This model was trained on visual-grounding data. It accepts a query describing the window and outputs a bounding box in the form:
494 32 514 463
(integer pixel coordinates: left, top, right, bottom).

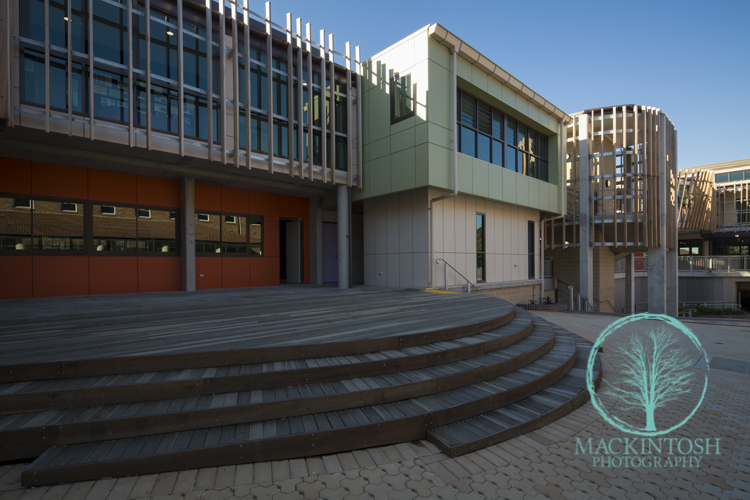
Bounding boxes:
195 212 263 256
0 197 84 251
61 202 78 212
390 73 414 124
476 213 486 282
93 204 176 253
458 91 549 181
730 171 744 182
715 173 729 184
528 221 535 280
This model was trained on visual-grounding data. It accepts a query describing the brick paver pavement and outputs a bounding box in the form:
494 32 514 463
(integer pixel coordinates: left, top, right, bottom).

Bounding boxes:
1 313 748 499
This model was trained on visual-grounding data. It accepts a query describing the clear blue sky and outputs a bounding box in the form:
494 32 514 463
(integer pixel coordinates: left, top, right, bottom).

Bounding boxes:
272 0 749 168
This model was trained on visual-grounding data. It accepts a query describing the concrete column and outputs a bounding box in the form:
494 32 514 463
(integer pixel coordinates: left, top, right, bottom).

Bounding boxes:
702 239 710 256
337 184 349 289
578 115 593 304
625 253 635 314
180 177 196 292
648 246 667 314
666 122 679 317
309 197 324 285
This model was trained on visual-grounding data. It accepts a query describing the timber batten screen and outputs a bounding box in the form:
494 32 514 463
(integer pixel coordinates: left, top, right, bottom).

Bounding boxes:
8 0 361 187
545 105 677 251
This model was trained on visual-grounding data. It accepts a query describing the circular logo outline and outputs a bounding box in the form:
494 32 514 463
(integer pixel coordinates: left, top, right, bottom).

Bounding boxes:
586 313 709 436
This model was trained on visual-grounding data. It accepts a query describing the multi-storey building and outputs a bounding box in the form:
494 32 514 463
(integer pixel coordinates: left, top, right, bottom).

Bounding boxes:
0 0 362 298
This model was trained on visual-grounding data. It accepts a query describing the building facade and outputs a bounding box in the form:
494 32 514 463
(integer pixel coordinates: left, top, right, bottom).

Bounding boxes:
0 0 362 298
357 24 570 304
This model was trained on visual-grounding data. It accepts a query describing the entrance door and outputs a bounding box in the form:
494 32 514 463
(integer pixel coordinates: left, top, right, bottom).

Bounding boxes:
280 219 303 284
322 222 338 283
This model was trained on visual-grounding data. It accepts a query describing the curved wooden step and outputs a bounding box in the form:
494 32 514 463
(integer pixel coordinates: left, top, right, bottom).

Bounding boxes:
426 322 603 456
1 295 514 383
0 317 546 461
21 329 577 486
0 309 528 415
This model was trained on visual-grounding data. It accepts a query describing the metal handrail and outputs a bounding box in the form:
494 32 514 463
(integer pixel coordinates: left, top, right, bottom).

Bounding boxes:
436 258 477 293
555 278 595 312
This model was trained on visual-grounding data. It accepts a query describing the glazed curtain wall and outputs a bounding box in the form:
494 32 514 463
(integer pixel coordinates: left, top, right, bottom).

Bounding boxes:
0 157 310 298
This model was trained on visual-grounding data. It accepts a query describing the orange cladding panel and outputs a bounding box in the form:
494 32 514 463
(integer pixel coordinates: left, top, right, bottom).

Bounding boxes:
89 257 138 295
278 194 306 219
250 257 279 287
196 257 223 290
32 163 88 200
0 158 32 195
88 171 137 204
264 218 280 258
138 257 181 292
195 183 222 212
222 258 250 288
222 187 249 214
33 256 89 297
0 256 33 299
137 177 180 207
249 191 278 218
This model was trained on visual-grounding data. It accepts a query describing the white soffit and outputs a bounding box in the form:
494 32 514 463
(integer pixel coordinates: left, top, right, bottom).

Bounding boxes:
428 23 572 124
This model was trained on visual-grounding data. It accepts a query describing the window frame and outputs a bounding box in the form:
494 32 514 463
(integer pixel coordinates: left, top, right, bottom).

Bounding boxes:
390 72 415 124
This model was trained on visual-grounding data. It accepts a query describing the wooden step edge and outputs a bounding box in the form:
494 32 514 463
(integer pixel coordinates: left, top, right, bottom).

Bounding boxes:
1 309 515 383
19 336 572 487
0 326 549 462
428 356 604 457
0 316 530 414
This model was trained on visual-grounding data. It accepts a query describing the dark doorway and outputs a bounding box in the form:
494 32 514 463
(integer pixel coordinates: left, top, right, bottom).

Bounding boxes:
280 219 303 284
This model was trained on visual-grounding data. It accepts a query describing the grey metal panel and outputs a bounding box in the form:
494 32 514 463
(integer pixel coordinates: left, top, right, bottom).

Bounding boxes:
44 0 49 133
296 18 303 178
306 23 313 181
67 0 73 136
356 46 362 189
146 0 152 150
319 29 326 182
328 33 335 185
178 0 184 157
205 0 213 162
286 13 294 177
127 0 133 145
219 0 226 164
88 0 94 139
265 2 273 172
243 0 250 170
232 8 239 168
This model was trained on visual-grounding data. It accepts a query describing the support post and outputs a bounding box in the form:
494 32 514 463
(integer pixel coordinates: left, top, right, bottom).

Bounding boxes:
181 178 196 291
337 184 349 289
578 114 594 304
309 197 323 285
625 253 635 314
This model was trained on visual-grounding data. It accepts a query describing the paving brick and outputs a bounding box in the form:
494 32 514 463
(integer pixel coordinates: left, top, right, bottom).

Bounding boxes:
104 477 137 500
271 461 291 482
232 465 253 487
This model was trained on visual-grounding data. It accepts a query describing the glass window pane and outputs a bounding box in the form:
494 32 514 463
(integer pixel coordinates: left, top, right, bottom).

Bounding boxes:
730 171 743 182
221 215 247 253
335 135 347 171
93 69 128 122
477 103 492 135
529 130 538 156
150 17 178 81
335 95 347 134
716 173 729 183
248 215 263 256
492 140 503 167
460 127 476 158
0 197 32 250
94 0 128 65
196 212 220 253
93 204 137 251
540 160 548 182
528 155 536 178
477 134 491 163
539 135 548 160
492 110 503 140
506 118 516 146
460 93 476 128
517 124 527 150
251 114 268 153
32 199 85 251
251 61 268 111
507 146 517 172
183 32 207 90
138 208 175 252
273 121 288 157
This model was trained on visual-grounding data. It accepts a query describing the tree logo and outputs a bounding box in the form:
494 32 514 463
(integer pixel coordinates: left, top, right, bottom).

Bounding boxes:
586 314 709 436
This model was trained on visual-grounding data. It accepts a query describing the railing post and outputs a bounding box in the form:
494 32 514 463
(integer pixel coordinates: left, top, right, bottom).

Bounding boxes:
467 282 470 293
444 261 448 291
569 285 574 311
